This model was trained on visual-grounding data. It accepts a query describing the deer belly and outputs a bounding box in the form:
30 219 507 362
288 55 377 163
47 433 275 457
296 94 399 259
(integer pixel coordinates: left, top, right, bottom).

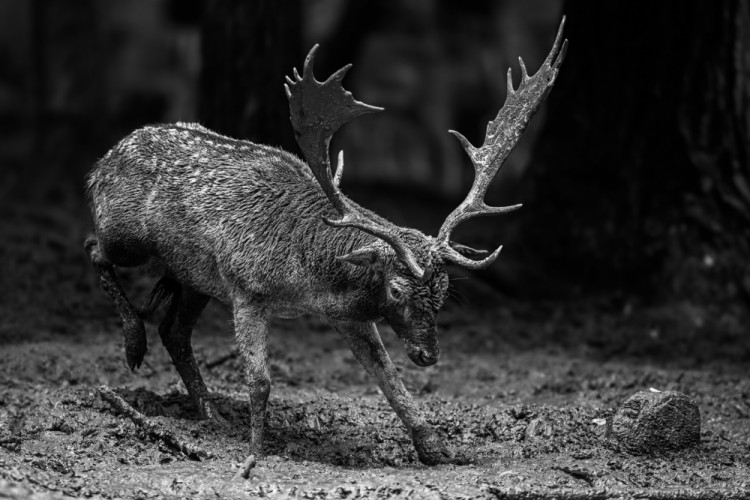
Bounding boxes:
272 308 307 319
151 244 227 301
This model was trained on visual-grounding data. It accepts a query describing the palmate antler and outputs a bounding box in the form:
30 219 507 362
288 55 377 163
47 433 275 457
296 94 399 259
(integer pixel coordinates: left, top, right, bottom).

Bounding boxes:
285 45 433 281
436 18 568 269
286 18 566 279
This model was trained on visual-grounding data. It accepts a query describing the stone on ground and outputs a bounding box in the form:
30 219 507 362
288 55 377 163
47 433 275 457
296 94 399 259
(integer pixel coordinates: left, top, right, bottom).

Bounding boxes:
608 390 700 454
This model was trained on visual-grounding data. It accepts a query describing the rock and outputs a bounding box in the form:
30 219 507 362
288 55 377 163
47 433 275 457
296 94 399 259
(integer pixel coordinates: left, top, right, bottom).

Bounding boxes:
525 417 553 440
607 390 700 454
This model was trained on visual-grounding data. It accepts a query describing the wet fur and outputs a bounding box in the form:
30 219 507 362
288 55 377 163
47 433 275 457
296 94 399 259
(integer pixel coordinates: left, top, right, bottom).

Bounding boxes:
87 124 449 314
86 122 452 465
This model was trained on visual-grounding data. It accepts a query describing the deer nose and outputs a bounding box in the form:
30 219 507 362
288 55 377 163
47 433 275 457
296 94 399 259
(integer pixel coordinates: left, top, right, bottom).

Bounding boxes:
415 348 439 367
404 339 440 367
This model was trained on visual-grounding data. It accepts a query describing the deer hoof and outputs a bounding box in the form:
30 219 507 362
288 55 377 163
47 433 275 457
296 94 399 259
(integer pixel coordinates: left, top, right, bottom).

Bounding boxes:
412 427 454 465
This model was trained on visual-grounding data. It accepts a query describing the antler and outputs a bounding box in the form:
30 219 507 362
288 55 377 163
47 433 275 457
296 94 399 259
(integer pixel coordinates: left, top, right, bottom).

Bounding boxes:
285 45 433 282
285 45 381 213
436 17 568 269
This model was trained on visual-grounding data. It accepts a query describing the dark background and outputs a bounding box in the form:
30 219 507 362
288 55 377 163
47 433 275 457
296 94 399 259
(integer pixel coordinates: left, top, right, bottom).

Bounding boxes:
1 0 749 353
1 2 750 495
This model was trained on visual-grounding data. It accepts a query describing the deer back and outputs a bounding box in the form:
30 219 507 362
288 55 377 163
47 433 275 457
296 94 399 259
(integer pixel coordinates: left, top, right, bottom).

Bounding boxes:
88 122 390 315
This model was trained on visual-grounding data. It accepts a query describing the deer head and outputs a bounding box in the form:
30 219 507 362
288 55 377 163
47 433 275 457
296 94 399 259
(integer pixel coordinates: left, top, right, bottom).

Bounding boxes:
285 19 567 366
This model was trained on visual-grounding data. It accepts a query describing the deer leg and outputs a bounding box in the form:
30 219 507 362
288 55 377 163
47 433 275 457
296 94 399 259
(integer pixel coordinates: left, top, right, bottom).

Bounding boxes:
329 320 452 465
84 236 147 370
157 281 220 420
232 299 270 457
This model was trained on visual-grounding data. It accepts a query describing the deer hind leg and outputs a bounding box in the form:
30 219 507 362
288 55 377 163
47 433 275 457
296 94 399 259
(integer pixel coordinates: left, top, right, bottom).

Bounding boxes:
156 279 220 420
329 320 453 466
232 299 270 457
84 236 147 371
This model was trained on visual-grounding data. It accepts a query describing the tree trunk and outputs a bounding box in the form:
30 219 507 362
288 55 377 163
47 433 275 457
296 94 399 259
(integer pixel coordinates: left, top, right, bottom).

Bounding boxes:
30 0 101 192
200 0 302 151
507 0 750 302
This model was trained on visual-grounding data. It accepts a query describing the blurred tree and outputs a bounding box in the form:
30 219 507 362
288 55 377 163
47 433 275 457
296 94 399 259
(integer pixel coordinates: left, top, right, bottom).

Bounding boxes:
200 0 301 151
508 0 750 303
30 0 102 191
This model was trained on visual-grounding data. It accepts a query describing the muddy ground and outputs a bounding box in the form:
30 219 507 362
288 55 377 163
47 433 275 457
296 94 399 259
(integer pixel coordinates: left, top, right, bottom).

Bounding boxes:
1 188 750 499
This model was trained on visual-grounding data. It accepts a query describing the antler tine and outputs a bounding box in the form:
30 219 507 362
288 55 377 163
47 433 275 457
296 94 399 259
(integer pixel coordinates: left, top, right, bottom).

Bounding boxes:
436 18 567 269
546 16 568 68
333 150 344 187
285 46 432 282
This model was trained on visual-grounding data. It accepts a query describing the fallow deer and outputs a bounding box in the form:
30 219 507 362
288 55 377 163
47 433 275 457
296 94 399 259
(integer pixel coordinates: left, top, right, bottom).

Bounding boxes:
85 19 567 465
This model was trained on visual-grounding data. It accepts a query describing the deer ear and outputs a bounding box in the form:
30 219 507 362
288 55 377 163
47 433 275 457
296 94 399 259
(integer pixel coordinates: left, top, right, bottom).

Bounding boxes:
338 246 384 270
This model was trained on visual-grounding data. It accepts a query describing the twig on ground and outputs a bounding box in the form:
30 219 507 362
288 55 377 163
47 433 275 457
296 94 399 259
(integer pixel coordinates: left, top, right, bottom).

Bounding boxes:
552 465 596 486
98 385 211 461
232 454 257 481
486 486 747 500
206 350 238 369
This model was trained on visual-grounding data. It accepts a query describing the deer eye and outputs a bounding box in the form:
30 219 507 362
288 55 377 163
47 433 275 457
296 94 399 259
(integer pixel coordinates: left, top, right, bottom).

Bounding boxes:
388 284 405 303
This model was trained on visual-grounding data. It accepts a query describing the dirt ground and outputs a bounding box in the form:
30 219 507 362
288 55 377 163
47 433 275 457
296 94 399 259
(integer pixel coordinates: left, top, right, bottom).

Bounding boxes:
1 187 750 499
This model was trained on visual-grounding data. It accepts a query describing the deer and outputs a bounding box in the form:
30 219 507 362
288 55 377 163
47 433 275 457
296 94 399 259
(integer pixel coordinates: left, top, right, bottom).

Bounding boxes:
84 20 567 465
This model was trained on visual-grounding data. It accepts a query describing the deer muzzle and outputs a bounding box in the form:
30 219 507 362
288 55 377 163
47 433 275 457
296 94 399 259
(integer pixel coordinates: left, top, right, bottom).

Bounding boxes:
404 337 440 367
386 310 440 367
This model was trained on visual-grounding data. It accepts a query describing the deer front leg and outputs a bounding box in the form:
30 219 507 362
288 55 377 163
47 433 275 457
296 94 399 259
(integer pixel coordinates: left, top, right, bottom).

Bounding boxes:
233 299 270 457
329 320 452 465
